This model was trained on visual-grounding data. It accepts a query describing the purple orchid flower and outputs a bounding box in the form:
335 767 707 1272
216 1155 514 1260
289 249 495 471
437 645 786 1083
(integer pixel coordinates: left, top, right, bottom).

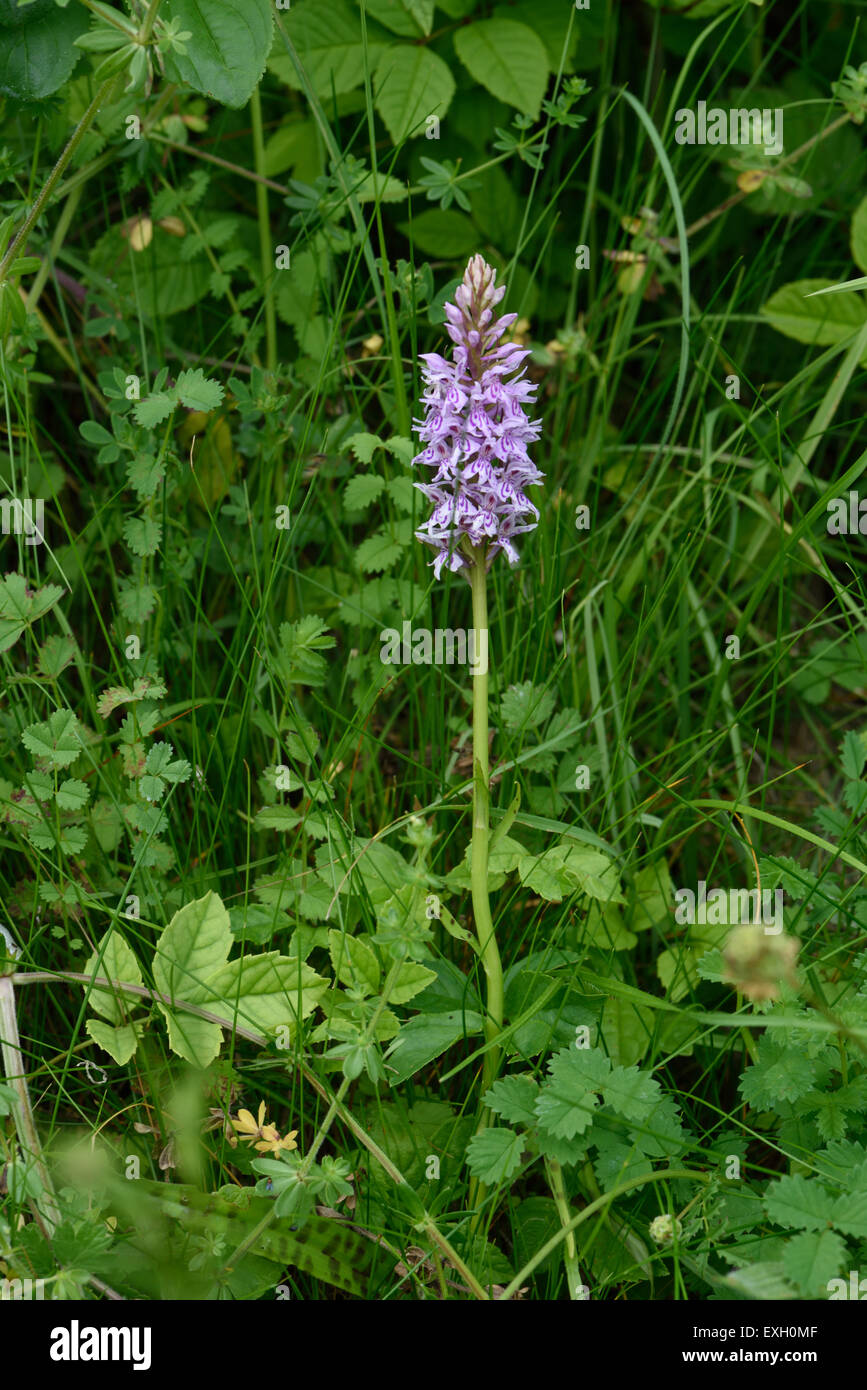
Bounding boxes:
412 255 543 579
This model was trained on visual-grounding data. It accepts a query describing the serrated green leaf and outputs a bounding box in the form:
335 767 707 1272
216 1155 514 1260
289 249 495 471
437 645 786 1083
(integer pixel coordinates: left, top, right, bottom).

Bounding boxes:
346 432 382 463
22 709 81 768
123 514 162 557
740 1035 821 1109
782 1229 847 1295
175 367 224 413
601 1065 660 1123
355 529 405 573
55 778 90 811
764 1174 837 1231
534 1046 611 1139
483 1074 539 1126
133 393 176 428
0 573 64 653
465 1126 525 1184
278 615 336 685
344 474 385 512
499 681 556 731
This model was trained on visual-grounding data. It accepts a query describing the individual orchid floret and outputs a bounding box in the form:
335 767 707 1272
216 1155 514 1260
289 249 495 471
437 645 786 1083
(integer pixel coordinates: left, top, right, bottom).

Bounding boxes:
412 254 543 578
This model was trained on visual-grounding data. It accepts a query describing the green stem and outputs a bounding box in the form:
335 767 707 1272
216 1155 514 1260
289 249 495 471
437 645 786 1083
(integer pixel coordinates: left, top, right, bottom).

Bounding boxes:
499 1167 711 1301
250 86 277 373
469 551 503 1088
0 974 61 1234
467 551 504 1231
544 1157 585 1300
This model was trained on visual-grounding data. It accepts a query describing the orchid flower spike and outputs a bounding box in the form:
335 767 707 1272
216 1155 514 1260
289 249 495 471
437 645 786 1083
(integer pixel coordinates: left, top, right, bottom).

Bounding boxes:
412 254 543 579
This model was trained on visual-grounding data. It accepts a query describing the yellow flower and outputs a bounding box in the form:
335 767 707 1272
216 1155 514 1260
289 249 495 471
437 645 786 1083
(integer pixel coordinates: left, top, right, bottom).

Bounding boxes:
255 1128 299 1157
230 1101 299 1155
231 1100 268 1145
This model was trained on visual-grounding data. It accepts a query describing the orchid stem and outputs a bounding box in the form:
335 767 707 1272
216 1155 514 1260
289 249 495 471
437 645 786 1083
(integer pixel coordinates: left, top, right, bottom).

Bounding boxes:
467 550 504 1232
469 550 503 1088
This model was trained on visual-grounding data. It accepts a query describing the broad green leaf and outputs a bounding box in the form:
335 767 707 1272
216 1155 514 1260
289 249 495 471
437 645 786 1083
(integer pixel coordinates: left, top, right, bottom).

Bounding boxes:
206 952 328 1030
599 997 654 1067
465 1127 525 1184
350 166 407 203
388 959 438 1005
328 929 381 995
270 0 389 97
627 861 674 932
153 893 232 1065
153 895 232 1006
512 1197 562 1276
0 0 88 100
453 19 548 117
365 0 432 36
760 278 867 352
656 944 699 1003
131 1179 380 1296
493 0 577 73
86 1019 140 1065
85 930 144 1024
385 1009 484 1084
398 209 477 258
161 0 274 108
374 44 456 143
